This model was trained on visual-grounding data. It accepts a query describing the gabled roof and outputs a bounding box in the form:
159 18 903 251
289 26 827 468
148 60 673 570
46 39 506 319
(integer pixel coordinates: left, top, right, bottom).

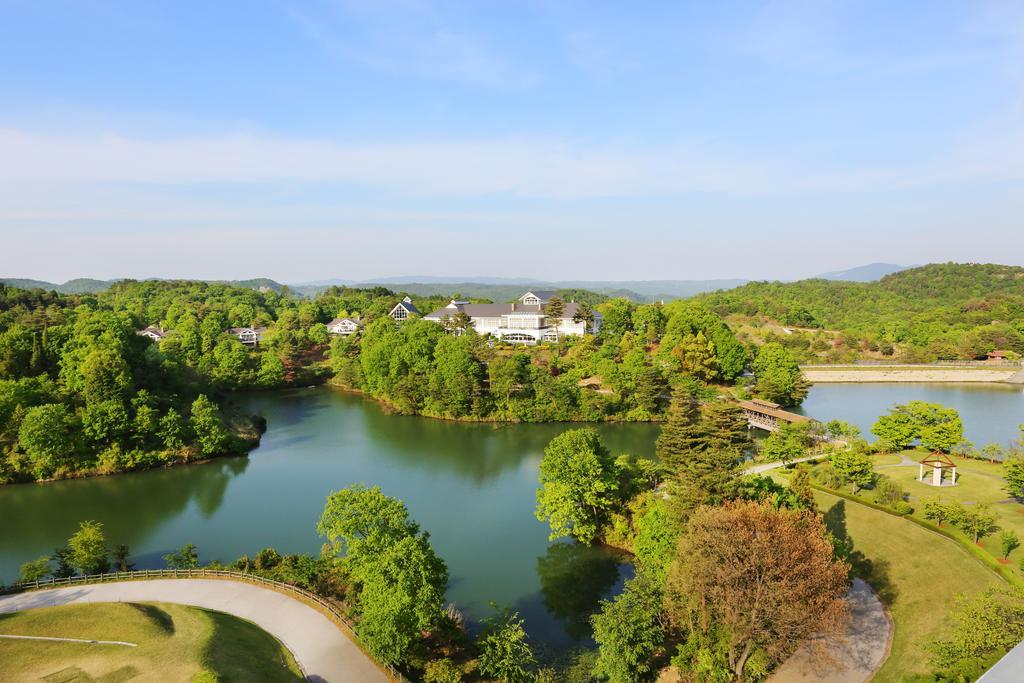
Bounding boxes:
424 301 596 320
520 290 558 302
390 300 421 315
137 325 168 339
327 317 359 327
737 399 810 423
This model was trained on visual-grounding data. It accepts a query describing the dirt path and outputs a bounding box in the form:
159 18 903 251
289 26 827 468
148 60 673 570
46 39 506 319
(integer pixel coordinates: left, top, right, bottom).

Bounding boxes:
0 579 390 682
769 579 892 683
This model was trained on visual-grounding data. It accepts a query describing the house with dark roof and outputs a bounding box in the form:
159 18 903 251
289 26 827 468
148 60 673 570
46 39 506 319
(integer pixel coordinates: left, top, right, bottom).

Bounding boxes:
520 290 557 306
423 292 601 344
389 296 421 321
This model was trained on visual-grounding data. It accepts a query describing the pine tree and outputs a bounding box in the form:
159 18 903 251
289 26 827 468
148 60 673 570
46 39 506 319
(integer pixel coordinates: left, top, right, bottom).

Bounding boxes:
655 388 705 473
674 445 741 513
546 296 565 347
29 333 44 375
635 366 667 413
702 400 752 453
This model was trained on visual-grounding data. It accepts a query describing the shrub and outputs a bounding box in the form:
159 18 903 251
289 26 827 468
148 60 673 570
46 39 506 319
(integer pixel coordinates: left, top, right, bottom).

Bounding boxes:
893 501 914 515
813 463 845 490
873 476 907 508
423 658 463 683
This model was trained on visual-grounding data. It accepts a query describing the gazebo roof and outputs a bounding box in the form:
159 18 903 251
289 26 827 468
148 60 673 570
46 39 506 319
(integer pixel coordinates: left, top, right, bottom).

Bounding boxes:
920 452 956 468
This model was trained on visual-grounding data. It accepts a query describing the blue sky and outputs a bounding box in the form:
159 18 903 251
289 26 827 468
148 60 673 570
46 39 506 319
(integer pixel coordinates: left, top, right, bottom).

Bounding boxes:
1 0 1022 282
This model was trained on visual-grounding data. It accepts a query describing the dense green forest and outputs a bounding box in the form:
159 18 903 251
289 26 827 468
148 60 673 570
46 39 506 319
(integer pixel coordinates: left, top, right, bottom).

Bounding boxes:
326 295 788 422
699 263 1024 363
2 278 793 482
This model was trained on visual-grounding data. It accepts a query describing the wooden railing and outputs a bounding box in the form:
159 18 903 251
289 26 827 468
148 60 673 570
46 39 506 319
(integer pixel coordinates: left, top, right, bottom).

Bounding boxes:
1 568 408 682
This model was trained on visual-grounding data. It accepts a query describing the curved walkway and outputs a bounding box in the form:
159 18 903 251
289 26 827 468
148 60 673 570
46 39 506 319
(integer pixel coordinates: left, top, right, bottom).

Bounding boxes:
0 578 389 683
769 578 892 683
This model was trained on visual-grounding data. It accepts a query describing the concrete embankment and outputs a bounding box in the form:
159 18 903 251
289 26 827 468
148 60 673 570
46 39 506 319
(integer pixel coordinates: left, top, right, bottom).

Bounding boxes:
801 366 1020 384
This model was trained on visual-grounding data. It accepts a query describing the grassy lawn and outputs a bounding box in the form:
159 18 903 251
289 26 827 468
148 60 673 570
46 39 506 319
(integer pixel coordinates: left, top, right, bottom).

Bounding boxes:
0 601 302 682
811 488 1003 682
818 452 1024 577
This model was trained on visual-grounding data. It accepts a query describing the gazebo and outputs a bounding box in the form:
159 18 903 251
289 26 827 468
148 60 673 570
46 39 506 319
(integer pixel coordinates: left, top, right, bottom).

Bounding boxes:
918 452 958 487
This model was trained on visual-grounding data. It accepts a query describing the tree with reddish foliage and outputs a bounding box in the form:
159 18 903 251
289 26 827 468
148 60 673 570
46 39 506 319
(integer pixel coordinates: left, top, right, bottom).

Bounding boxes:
666 500 849 679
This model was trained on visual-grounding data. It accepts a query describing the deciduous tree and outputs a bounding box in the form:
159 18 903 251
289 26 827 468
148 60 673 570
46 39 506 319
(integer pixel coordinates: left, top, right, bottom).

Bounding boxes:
752 342 808 406
591 576 663 683
19 556 50 583
476 605 535 683
665 501 849 679
957 504 999 544
68 520 110 575
1005 454 1024 498
189 394 229 456
830 448 875 493
535 429 619 544
164 543 199 569
928 587 1024 678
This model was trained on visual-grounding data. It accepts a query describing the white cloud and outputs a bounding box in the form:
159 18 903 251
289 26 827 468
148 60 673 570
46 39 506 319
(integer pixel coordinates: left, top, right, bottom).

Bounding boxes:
1 126 1022 201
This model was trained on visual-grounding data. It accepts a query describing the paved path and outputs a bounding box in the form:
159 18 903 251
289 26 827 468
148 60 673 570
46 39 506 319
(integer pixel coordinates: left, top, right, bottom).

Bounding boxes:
0 579 389 683
745 453 829 475
769 578 892 683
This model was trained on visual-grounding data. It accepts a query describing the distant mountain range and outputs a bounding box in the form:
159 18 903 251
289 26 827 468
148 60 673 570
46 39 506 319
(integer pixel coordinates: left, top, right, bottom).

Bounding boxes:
0 277 118 294
0 263 913 300
813 263 910 282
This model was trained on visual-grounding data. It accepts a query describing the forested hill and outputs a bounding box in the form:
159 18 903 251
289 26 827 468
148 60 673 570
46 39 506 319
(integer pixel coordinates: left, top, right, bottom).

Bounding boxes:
698 263 1024 360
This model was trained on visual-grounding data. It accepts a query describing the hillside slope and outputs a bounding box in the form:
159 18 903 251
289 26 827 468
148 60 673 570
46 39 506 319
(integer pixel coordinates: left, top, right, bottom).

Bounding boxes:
699 263 1024 360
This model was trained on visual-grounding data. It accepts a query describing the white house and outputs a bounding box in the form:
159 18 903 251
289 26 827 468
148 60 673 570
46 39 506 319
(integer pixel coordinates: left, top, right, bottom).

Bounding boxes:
228 326 267 346
424 291 601 344
327 317 360 336
389 296 421 321
137 325 168 342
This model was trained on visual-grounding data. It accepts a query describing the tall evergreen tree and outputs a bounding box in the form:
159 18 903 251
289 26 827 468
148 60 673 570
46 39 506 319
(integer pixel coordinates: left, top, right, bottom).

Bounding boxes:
674 445 741 512
634 366 667 414
655 388 705 473
701 399 752 453
546 296 565 346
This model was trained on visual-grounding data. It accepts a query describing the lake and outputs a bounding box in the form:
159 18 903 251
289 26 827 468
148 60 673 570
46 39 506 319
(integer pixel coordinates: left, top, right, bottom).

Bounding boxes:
0 388 658 649
1 382 1021 648
799 382 1024 446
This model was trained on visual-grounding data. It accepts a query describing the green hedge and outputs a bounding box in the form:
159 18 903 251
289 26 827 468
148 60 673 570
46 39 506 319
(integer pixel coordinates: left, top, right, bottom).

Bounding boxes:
809 482 1022 587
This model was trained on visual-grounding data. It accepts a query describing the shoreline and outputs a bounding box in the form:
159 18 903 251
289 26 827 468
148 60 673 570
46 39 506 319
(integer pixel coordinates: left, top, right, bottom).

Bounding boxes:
802 366 1023 384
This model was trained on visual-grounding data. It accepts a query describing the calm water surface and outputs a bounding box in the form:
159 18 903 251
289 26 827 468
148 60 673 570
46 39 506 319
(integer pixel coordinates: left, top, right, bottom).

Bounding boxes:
0 388 657 647
798 382 1024 446
2 382 1021 646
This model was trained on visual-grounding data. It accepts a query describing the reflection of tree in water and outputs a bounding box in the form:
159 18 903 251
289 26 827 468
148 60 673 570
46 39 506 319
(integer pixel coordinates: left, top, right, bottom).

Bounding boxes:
359 409 550 484
0 456 248 581
194 457 248 518
535 541 624 641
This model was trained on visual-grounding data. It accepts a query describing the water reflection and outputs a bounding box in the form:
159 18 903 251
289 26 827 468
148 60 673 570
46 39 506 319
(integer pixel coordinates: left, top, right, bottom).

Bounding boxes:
534 541 630 642
0 456 248 574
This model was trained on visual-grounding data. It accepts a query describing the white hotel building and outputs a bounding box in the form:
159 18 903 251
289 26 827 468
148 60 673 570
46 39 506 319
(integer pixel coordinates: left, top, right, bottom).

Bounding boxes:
424 290 601 344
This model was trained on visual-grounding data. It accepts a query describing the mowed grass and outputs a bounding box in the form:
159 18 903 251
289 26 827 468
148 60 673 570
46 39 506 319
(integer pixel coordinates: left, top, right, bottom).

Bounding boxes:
813 489 1003 682
0 601 302 682
874 454 1024 572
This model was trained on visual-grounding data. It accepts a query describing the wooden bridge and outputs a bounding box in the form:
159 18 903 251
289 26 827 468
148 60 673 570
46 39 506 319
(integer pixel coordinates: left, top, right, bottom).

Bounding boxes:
738 398 811 432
